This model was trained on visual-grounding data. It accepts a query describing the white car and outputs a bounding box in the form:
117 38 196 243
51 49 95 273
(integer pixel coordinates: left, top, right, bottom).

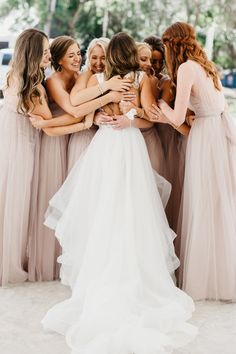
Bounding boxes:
0 48 14 97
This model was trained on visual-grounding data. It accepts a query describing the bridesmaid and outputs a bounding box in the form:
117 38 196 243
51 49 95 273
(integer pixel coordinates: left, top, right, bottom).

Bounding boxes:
136 42 165 175
150 22 236 301
144 35 189 235
0 29 73 286
28 36 129 280
68 37 109 171
43 36 132 173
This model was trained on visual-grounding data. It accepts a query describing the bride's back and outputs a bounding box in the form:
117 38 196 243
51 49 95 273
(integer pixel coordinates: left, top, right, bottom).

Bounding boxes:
103 32 141 115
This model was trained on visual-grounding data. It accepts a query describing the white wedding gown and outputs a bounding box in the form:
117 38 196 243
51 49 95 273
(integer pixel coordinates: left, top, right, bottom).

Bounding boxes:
42 73 197 354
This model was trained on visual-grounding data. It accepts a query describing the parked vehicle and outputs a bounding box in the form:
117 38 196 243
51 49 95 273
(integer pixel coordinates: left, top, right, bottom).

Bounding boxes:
221 69 236 89
0 48 13 98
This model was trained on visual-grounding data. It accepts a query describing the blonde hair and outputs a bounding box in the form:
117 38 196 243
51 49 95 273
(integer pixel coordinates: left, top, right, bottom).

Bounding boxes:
136 42 152 54
84 37 110 71
7 28 48 113
162 22 221 90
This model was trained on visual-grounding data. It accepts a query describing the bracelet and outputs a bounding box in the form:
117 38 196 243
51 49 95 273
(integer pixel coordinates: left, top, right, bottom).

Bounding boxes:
125 108 137 121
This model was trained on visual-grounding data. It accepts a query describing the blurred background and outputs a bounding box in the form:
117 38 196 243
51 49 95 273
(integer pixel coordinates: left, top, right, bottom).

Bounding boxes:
0 0 236 114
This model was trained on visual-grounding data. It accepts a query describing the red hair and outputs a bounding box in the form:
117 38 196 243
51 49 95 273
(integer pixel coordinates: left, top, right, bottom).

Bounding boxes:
162 22 221 90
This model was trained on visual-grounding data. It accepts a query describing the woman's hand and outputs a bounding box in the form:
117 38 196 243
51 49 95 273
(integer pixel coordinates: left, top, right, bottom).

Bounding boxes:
148 103 169 124
119 100 132 114
186 114 195 126
94 110 114 126
106 115 132 130
107 75 132 92
29 114 45 129
108 90 136 104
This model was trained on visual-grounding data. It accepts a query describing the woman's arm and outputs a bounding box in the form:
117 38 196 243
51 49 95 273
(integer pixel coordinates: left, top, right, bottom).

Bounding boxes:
158 62 196 127
46 75 121 119
159 76 190 136
140 74 157 118
29 85 78 126
43 122 86 136
29 113 90 136
70 72 132 106
105 114 153 130
29 113 82 128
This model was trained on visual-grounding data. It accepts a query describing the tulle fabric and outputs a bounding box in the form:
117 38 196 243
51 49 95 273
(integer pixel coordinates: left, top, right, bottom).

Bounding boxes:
0 86 40 286
28 103 68 281
42 125 197 353
141 125 166 176
157 124 187 249
67 126 97 173
179 110 236 301
178 61 236 300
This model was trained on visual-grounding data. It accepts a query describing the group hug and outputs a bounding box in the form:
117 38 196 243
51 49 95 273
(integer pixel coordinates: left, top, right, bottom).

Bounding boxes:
0 21 236 354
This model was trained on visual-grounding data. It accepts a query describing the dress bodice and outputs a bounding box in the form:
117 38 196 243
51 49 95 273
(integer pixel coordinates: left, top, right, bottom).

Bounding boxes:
187 61 225 118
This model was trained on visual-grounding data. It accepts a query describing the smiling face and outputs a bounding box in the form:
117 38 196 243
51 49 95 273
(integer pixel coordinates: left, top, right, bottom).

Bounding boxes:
151 50 164 76
138 46 152 73
59 43 82 72
40 37 51 69
89 44 106 73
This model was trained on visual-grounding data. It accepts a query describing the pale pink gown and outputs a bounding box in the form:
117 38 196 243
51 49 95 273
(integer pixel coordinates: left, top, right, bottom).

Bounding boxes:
141 126 166 176
0 85 40 286
177 60 236 300
28 103 68 281
67 127 97 173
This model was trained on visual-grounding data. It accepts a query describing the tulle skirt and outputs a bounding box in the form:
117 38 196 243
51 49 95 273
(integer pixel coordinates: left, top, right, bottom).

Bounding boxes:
67 126 97 173
0 105 40 286
179 112 236 301
42 126 197 353
28 132 68 281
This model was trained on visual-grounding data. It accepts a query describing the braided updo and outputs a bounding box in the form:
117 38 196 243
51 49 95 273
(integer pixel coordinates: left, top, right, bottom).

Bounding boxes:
162 22 220 90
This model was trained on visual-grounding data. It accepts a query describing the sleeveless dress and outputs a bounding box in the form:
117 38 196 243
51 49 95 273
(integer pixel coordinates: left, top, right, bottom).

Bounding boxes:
41 72 197 354
28 102 68 281
0 85 40 286
178 61 236 301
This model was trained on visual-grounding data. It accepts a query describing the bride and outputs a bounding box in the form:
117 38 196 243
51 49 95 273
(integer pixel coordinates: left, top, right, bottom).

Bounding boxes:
42 32 197 354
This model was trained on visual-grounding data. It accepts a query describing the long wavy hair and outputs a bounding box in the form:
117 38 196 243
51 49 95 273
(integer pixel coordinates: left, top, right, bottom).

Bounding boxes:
50 36 80 71
83 37 110 72
7 28 48 113
162 22 221 90
105 32 140 80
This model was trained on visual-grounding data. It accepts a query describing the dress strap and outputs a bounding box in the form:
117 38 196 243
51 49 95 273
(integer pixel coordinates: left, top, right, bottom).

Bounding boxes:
95 73 105 85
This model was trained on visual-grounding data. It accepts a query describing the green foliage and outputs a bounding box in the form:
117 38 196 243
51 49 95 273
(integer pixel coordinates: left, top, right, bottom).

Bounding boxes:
0 0 236 69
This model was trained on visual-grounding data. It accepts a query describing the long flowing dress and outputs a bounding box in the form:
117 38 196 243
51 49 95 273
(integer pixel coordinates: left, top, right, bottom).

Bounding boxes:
67 127 97 173
28 102 68 281
141 126 166 176
157 124 187 235
178 60 236 300
41 72 197 354
0 85 40 286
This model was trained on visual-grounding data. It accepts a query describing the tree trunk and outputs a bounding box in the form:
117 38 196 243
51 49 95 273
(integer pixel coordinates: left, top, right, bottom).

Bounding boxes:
44 0 57 37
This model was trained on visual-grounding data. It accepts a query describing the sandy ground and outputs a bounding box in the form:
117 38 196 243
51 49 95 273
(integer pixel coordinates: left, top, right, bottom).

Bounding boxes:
0 281 236 354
